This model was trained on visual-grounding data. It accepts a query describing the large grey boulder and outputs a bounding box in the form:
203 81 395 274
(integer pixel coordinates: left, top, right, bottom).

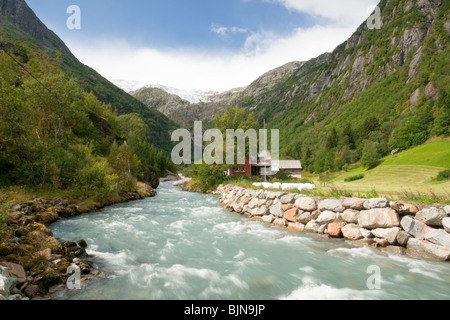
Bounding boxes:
269 202 284 218
0 266 18 298
443 218 450 233
295 197 317 212
342 198 366 210
341 209 360 224
416 207 447 227
305 220 321 233
363 198 389 210
255 205 270 217
401 216 450 249
371 227 401 245
406 238 450 262
316 211 337 225
359 208 400 229
280 193 296 204
318 199 344 212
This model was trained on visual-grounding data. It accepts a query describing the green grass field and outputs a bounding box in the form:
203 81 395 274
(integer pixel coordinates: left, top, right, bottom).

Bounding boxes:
316 139 450 196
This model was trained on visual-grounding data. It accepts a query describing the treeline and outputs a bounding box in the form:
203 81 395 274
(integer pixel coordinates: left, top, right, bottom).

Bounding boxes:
0 45 175 198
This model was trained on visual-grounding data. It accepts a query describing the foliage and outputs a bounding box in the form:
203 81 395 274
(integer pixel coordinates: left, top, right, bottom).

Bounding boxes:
0 45 176 198
436 169 450 181
344 174 365 182
361 141 382 169
190 163 227 193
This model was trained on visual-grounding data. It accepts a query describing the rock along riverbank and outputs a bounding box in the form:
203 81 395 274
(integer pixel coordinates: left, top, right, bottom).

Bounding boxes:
0 184 156 300
215 184 450 263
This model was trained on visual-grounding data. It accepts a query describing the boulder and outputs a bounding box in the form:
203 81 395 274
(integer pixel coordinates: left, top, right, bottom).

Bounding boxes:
0 263 26 284
396 231 412 248
416 207 447 227
280 194 296 204
298 211 312 224
281 204 295 211
248 198 259 209
443 218 450 233
269 202 284 218
401 216 450 249
295 197 317 212
318 199 344 212
233 203 244 213
262 215 275 224
389 201 419 215
363 198 389 210
311 209 322 220
341 209 360 224
371 227 401 245
381 246 406 256
358 208 400 229
284 208 298 223
305 220 321 233
342 198 366 210
360 228 374 239
342 224 363 240
327 222 343 238
273 218 287 228
317 211 337 225
406 238 450 262
444 205 450 215
255 205 270 217
373 238 390 248
287 223 305 232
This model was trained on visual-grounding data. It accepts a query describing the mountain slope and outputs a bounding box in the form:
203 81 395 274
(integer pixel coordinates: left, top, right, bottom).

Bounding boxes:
131 61 304 129
143 0 447 173
0 0 176 151
264 0 449 172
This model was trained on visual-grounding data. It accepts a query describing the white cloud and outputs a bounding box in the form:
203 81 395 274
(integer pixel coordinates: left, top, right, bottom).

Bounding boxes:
67 23 356 92
267 0 380 26
63 0 381 92
210 23 249 38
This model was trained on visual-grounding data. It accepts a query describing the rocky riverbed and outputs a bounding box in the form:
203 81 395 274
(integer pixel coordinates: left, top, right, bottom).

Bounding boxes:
215 184 450 262
0 186 156 300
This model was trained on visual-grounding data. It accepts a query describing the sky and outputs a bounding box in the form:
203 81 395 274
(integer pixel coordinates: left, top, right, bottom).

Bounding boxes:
27 0 380 91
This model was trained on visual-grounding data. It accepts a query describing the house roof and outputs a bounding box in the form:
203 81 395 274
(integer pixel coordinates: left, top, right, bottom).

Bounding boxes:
272 160 302 170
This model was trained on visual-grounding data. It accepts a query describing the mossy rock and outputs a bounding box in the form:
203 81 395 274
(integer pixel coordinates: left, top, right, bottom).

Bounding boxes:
0 241 14 256
35 270 63 291
54 259 70 274
36 210 59 225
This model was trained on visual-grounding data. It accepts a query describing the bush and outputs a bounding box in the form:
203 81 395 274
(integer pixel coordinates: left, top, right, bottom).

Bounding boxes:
344 174 365 182
361 141 382 169
436 169 450 181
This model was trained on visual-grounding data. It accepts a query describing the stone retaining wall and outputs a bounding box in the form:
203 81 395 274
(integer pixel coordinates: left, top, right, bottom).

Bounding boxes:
215 185 450 262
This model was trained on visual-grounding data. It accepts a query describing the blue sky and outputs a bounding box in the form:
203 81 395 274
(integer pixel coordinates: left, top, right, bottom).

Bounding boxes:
27 0 379 91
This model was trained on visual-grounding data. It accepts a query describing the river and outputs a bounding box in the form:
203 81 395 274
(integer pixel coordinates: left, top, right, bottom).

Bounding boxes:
49 182 450 300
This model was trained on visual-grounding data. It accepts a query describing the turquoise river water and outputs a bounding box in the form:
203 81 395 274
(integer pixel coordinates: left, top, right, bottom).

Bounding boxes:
50 182 450 300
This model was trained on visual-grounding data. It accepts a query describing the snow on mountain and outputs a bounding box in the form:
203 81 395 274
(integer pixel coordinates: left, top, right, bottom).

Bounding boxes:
111 80 219 104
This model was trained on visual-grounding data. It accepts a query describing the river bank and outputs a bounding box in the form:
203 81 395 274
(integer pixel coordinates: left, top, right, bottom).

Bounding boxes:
0 182 156 300
215 184 450 262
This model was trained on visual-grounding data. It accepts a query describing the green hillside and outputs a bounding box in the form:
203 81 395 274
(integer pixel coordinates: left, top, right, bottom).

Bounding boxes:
237 0 450 175
328 139 450 194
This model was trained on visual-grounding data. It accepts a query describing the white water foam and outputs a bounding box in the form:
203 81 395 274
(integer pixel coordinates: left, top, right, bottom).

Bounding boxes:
280 277 383 300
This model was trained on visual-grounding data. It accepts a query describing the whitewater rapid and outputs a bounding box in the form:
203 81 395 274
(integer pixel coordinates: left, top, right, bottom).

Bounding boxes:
50 182 450 300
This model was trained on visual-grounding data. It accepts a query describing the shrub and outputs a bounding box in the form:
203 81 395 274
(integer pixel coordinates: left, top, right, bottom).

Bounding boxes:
436 169 450 181
344 174 365 182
